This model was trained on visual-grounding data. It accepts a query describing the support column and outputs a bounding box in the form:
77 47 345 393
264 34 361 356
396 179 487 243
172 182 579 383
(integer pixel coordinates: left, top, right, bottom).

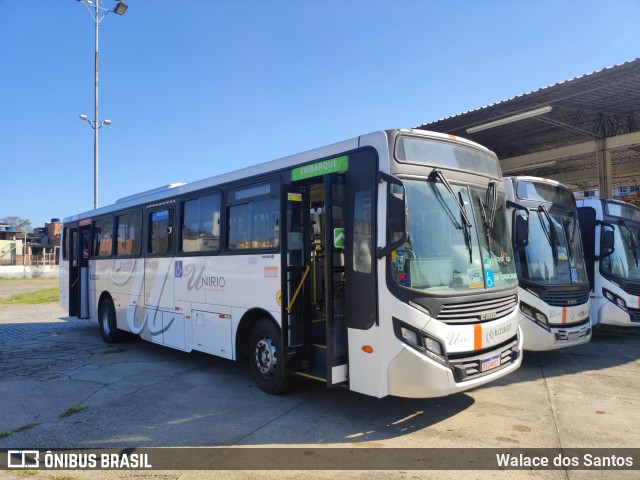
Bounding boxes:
597 138 613 199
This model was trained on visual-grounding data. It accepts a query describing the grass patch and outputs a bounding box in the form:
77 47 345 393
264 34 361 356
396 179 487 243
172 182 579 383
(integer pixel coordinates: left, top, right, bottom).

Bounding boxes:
0 288 59 305
9 470 38 476
0 422 40 438
58 405 89 418
102 347 127 355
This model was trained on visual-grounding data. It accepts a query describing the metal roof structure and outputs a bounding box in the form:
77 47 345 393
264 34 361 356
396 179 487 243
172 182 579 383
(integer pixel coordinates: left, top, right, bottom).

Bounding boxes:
416 58 640 197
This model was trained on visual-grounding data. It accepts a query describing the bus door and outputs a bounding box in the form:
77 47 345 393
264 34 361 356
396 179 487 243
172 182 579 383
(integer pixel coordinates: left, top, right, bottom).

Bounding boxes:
280 174 348 387
68 221 91 319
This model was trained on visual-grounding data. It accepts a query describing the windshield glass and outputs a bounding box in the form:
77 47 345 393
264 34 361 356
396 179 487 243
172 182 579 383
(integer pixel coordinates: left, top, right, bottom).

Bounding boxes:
390 179 517 293
600 215 640 281
470 187 518 289
395 136 500 178
515 208 588 285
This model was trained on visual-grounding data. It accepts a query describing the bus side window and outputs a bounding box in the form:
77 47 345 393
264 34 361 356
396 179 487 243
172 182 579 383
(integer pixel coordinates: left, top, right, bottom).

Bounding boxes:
92 217 113 257
181 193 221 253
149 208 173 255
116 210 142 256
353 191 372 273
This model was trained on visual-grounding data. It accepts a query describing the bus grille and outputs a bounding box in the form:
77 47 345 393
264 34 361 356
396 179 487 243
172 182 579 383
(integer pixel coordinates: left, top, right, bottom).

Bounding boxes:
449 336 519 382
541 289 590 307
436 295 518 324
619 281 640 297
628 308 640 323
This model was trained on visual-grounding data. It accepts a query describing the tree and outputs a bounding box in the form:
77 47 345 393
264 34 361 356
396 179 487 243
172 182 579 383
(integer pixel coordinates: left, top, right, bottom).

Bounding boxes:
0 216 32 232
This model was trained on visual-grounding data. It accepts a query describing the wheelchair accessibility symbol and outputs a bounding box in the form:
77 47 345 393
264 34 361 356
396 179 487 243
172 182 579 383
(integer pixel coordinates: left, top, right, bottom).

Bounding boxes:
485 269 495 288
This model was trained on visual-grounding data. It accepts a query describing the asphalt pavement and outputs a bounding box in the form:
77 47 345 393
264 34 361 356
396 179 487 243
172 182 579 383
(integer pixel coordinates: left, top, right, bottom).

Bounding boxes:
0 296 639 480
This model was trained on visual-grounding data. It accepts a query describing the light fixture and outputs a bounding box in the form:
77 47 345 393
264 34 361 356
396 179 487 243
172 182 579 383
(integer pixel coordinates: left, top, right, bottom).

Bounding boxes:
113 2 128 15
467 106 553 133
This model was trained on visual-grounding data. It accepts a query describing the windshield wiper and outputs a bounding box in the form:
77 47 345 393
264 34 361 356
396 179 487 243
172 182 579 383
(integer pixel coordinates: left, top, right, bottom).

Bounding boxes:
476 181 499 259
484 181 498 230
619 220 639 266
429 169 472 228
458 191 473 263
538 205 559 266
429 169 473 263
561 216 574 265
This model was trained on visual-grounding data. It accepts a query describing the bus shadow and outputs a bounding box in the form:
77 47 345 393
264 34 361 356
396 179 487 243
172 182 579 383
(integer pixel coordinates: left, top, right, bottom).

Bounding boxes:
234 381 476 445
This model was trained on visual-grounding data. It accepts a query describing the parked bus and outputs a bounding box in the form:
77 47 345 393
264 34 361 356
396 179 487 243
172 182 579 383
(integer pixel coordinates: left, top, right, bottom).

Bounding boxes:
576 197 640 327
504 177 591 350
60 129 522 398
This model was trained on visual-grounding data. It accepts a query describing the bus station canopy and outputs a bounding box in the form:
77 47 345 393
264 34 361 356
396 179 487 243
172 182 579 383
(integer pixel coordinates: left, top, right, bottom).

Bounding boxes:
416 58 640 199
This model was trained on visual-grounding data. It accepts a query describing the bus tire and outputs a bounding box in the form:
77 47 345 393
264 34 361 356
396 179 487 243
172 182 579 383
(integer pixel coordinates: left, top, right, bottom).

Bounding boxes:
249 318 293 395
98 298 122 344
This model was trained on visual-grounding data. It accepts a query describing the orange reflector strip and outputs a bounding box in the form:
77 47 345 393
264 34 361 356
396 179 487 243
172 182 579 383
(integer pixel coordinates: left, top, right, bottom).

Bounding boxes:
473 324 482 350
562 307 567 324
362 345 373 354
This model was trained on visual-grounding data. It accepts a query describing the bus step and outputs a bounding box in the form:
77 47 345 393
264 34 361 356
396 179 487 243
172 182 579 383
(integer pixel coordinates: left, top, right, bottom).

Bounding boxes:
297 343 327 381
311 319 327 344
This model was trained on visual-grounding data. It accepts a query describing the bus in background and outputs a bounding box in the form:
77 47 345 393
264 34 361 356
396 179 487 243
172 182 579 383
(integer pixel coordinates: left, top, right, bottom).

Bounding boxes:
504 177 591 351
60 129 522 399
576 197 640 327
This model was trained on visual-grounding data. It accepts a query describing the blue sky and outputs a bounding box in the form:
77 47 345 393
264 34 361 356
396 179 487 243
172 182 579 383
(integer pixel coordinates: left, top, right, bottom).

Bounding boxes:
1 0 640 228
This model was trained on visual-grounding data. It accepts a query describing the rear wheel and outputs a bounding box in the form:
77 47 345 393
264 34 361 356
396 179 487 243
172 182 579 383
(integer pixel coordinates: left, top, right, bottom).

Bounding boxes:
98 298 122 343
249 318 294 394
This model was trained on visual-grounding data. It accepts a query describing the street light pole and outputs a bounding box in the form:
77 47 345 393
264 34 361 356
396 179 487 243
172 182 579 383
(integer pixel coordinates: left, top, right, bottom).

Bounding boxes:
78 0 128 210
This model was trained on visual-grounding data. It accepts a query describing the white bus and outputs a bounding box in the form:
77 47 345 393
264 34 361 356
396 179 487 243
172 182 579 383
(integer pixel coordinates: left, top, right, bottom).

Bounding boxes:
504 177 591 351
576 197 640 327
60 129 523 399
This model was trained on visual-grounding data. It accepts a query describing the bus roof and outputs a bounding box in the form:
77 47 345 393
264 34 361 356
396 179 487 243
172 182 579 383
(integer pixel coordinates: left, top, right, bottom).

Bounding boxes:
63 129 495 223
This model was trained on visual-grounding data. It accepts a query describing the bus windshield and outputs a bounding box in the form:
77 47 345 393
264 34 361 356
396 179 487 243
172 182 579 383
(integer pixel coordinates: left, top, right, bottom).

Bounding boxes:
395 135 500 178
602 201 640 280
515 208 588 285
391 178 517 293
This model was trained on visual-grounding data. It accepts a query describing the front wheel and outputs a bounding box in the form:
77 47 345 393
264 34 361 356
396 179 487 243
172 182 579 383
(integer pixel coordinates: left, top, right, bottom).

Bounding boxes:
249 318 294 395
98 298 122 344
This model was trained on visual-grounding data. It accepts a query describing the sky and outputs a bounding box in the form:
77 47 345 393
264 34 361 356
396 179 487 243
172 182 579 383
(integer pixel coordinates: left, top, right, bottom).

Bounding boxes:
1 0 640 228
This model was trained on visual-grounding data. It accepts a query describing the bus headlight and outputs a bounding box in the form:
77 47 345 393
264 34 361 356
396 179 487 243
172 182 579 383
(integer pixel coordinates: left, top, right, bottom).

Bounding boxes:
603 288 627 311
400 326 420 347
393 318 447 364
520 301 550 331
534 311 549 327
425 336 443 357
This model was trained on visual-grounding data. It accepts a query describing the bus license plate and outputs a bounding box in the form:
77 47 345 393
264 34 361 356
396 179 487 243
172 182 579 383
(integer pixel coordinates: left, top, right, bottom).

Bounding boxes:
568 331 580 341
481 355 501 372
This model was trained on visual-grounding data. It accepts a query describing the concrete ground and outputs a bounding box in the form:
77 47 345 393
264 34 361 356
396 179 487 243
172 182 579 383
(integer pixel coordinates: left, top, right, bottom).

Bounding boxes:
0 281 638 479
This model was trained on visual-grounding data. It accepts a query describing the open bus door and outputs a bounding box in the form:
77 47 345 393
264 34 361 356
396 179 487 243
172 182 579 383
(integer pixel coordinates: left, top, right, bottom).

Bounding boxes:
280 174 349 387
68 221 91 319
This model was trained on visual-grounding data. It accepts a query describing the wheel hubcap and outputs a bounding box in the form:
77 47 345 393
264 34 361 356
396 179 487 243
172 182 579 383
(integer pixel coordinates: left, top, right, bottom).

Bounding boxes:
254 336 277 377
102 308 111 335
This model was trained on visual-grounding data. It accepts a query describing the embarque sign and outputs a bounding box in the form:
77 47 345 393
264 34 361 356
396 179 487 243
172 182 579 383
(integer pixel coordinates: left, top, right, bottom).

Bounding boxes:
291 155 348 181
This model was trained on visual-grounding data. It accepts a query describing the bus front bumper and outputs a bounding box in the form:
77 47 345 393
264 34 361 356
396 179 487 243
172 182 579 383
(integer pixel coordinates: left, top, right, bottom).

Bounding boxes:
386 327 523 398
598 301 640 327
520 318 591 351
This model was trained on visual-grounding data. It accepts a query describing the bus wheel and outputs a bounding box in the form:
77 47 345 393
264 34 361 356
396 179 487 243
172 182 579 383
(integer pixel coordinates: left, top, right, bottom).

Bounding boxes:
249 318 292 395
98 299 122 344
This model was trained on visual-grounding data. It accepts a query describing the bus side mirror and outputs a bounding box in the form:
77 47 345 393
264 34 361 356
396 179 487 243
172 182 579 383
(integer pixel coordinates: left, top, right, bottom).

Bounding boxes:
594 225 616 261
388 191 406 233
377 172 408 259
603 230 615 250
514 214 529 251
